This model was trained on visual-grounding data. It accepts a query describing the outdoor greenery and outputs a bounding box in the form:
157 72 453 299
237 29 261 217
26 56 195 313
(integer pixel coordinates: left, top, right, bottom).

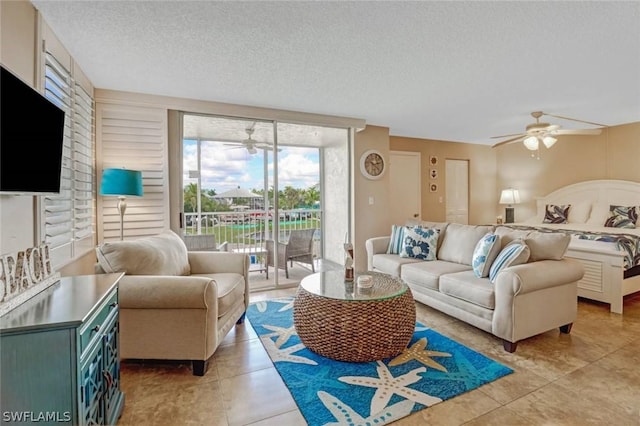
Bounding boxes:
184 183 321 212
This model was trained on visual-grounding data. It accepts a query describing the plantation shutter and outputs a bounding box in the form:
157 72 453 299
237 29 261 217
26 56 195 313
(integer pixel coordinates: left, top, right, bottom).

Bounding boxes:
96 103 169 242
43 51 74 266
40 22 96 269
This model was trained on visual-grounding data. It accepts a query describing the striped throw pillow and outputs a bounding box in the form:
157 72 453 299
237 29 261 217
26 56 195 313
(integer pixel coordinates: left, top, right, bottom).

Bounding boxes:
489 239 530 283
387 224 406 254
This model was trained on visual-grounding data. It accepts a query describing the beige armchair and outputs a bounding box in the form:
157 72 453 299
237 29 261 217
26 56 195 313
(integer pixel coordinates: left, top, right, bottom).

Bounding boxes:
265 228 316 278
96 230 249 376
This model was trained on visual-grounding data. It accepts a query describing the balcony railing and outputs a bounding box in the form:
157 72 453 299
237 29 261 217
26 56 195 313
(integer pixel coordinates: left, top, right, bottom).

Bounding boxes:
183 208 322 255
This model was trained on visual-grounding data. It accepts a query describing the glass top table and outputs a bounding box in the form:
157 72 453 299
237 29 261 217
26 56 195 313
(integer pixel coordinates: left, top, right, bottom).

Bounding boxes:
299 270 408 301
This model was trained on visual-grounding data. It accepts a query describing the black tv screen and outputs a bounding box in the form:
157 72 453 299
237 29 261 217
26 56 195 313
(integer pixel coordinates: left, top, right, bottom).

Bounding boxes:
1 64 66 195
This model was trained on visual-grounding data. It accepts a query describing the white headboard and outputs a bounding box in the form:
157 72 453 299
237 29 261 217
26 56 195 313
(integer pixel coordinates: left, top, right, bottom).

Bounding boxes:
532 180 640 225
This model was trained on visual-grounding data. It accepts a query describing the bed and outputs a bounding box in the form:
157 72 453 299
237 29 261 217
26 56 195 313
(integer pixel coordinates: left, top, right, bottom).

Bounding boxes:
507 179 640 314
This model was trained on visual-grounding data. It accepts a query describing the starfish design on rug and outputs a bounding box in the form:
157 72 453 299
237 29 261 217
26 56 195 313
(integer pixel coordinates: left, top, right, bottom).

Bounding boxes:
318 390 415 426
339 361 442 414
262 324 297 347
259 335 317 365
275 298 295 312
286 366 349 403
388 337 452 372
415 324 430 332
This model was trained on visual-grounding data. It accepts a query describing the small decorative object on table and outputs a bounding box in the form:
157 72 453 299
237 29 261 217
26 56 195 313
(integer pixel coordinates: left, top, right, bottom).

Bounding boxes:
357 274 373 288
344 242 354 282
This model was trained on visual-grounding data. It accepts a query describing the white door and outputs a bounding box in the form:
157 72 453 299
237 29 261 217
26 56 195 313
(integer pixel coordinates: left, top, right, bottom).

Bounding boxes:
389 151 421 224
445 159 469 224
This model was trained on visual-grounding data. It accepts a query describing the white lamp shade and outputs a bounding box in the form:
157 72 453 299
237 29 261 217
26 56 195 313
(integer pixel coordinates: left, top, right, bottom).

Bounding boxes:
542 136 557 148
523 136 539 151
499 188 521 205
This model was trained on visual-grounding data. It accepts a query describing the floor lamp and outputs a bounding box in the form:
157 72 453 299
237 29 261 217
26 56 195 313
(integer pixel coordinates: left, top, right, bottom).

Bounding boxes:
100 168 143 240
499 188 520 224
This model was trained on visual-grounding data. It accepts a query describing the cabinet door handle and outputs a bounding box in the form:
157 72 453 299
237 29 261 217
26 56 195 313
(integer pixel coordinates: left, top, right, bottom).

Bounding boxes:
102 370 113 389
91 325 100 333
109 302 118 309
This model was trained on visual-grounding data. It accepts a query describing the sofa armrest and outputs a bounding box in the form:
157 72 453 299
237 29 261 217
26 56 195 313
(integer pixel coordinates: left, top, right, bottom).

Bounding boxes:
119 275 216 314
494 258 585 296
365 236 390 270
188 251 249 276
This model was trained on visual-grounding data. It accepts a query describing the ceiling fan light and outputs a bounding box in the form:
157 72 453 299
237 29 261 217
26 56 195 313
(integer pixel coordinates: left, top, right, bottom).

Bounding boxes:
542 136 557 148
247 146 257 155
523 136 539 151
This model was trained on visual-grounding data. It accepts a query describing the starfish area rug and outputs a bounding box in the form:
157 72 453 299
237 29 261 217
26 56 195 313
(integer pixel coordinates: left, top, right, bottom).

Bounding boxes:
246 297 513 426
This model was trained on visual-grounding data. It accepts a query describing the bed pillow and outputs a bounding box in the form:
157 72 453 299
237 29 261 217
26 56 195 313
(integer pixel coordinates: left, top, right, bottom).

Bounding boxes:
472 233 502 278
604 205 638 229
567 201 592 223
489 239 530 283
543 204 570 224
586 201 610 226
399 226 439 261
386 224 405 254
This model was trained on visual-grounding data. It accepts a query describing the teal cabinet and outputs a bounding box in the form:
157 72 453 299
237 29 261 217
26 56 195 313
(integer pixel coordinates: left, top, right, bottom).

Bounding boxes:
1 273 125 425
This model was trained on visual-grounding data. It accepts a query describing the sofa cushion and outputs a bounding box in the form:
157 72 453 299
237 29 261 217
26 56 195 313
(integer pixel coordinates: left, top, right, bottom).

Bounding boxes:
401 260 471 291
405 220 449 250
399 226 439 260
96 230 191 276
494 226 531 249
472 233 502 278
439 271 495 310
525 231 571 261
386 224 405 254
192 272 245 318
372 254 422 277
438 224 494 266
489 239 530 283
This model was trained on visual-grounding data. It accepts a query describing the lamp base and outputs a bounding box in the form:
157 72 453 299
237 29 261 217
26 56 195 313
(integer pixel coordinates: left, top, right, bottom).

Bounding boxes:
505 207 515 224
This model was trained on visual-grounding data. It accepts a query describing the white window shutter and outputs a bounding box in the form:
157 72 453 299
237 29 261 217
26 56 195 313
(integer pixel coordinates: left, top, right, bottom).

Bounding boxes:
96 103 169 242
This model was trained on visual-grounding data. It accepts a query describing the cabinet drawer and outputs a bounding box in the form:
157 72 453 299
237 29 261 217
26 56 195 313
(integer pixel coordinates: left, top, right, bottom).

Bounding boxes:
79 291 118 354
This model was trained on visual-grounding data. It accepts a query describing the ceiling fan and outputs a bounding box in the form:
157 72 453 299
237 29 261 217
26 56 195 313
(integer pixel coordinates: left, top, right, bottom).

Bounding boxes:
224 125 271 155
491 111 605 151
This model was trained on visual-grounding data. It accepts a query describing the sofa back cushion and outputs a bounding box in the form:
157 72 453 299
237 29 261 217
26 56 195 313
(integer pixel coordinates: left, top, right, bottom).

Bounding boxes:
525 231 571 261
438 224 494 266
96 229 191 276
494 226 531 250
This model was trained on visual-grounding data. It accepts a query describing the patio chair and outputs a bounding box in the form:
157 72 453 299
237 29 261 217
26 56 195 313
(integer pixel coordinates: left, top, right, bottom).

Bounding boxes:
182 234 228 252
265 228 316 278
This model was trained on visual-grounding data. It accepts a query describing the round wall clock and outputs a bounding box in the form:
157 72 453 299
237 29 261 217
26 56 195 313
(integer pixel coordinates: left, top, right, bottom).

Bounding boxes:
360 149 386 180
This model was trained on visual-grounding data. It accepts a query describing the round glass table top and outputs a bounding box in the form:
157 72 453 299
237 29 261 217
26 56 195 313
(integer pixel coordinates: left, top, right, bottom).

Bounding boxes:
299 270 407 301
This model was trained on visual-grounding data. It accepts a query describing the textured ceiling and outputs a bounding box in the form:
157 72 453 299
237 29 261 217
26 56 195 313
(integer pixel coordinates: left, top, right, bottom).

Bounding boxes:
32 1 640 145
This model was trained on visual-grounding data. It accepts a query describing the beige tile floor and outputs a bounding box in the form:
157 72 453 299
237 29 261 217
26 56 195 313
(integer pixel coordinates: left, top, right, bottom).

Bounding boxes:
118 289 640 425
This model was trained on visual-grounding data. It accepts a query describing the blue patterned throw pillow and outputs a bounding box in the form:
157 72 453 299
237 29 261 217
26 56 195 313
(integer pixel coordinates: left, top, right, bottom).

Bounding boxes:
543 204 570 224
386 224 406 254
472 233 502 278
489 239 530 283
399 226 439 260
604 205 638 229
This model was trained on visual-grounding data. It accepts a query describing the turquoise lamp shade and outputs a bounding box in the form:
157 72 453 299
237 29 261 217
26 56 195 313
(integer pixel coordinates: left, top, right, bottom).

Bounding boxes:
100 168 143 197
100 168 143 240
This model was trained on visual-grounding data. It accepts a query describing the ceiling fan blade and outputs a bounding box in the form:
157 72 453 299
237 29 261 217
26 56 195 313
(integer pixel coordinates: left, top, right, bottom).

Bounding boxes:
541 112 606 127
551 128 602 136
491 133 525 139
492 135 526 148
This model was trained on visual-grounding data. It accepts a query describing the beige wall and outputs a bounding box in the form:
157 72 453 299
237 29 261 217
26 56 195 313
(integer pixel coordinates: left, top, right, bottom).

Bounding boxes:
390 136 498 225
496 122 640 221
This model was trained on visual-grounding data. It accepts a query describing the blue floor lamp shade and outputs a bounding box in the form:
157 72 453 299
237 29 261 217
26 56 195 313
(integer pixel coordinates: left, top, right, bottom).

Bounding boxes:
100 168 143 240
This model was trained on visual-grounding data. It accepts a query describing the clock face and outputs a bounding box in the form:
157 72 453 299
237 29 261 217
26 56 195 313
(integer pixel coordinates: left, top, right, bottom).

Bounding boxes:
360 150 385 179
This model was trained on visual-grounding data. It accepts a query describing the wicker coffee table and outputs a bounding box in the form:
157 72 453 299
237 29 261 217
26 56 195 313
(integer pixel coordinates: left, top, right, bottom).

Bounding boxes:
293 270 416 362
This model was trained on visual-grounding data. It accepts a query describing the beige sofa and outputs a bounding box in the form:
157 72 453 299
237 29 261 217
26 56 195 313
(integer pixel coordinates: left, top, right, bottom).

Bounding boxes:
366 223 584 352
96 230 249 375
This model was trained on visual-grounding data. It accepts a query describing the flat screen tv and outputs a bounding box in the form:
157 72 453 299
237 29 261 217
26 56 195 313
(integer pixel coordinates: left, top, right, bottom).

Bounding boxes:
1 64 66 195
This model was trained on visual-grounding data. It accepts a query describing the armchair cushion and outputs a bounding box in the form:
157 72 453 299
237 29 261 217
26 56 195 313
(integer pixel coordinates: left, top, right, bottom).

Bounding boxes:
96 230 190 276
192 272 245 318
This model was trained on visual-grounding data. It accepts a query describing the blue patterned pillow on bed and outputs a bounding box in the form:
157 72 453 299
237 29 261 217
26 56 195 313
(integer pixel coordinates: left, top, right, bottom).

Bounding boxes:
399 226 439 260
543 204 570 224
604 205 638 229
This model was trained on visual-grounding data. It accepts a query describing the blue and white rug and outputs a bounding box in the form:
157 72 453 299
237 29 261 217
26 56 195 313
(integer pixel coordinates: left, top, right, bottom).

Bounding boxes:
246 297 513 425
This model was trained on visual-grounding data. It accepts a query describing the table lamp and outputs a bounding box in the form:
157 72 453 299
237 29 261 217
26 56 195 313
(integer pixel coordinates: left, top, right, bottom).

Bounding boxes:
100 168 143 240
499 188 520 224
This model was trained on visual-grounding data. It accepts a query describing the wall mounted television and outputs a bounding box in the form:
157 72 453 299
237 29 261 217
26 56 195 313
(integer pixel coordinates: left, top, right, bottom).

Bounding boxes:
1 64 66 195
